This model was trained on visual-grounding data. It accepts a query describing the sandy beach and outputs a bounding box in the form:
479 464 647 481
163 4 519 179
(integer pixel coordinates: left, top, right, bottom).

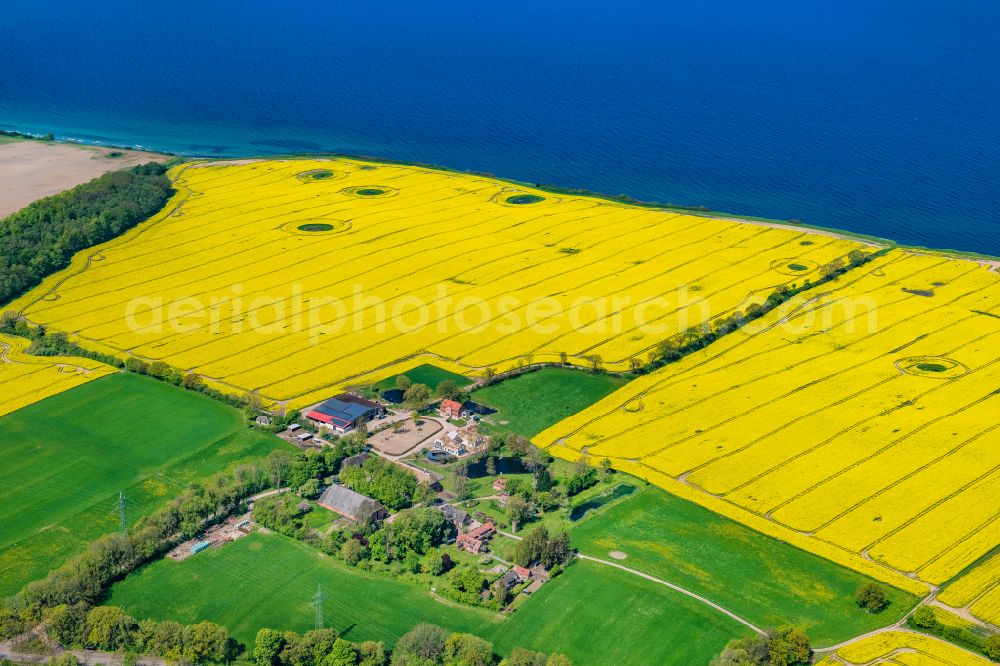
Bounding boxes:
0 138 168 218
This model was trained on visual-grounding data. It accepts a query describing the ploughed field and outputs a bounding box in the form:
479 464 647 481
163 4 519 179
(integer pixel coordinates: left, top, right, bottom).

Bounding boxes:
9 158 869 410
536 250 1000 593
0 373 289 596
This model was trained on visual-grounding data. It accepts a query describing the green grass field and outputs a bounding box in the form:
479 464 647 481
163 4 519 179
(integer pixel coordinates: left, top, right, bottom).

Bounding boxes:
110 532 498 647
568 485 920 646
108 531 745 665
0 374 291 597
373 364 472 392
488 560 745 665
472 368 627 437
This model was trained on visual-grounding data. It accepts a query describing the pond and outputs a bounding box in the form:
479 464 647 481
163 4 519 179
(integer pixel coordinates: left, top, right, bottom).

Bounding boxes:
465 456 527 478
381 389 404 404
569 484 636 521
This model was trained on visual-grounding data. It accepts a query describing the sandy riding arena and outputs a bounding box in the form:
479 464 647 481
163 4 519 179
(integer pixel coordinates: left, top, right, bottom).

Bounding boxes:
369 419 443 456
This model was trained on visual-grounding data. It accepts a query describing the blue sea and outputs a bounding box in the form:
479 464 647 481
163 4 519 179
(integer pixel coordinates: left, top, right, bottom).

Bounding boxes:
2 0 997 254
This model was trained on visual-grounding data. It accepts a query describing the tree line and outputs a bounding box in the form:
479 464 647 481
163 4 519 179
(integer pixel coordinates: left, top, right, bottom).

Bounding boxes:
0 162 173 305
643 249 880 371
252 622 572 666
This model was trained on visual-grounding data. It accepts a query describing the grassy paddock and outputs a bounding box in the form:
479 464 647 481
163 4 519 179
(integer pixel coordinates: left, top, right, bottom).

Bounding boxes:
373 363 472 392
109 532 498 647
109 531 745 664
569 486 920 646
473 368 627 437
0 374 290 596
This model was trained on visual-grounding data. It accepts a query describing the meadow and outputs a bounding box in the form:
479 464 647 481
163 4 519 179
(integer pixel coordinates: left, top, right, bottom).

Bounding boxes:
568 486 918 646
536 250 1000 592
372 363 471 396
109 531 746 665
0 373 290 597
472 367 627 437
0 332 115 415
8 158 870 410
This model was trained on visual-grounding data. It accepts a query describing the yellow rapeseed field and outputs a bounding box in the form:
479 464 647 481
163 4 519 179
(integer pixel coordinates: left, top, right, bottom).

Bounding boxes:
8 158 867 410
536 250 1000 592
0 333 115 415
939 551 1000 626
832 630 993 666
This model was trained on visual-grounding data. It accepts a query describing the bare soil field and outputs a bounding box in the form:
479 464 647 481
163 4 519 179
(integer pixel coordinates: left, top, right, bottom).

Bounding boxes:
0 139 169 217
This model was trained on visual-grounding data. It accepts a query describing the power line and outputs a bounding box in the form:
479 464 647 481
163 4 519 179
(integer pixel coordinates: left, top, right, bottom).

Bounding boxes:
312 583 324 630
117 491 127 536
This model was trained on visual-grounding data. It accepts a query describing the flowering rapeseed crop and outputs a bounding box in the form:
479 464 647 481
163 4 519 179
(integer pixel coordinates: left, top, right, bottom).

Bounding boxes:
833 630 993 665
0 333 115 415
536 251 1000 591
9 158 866 410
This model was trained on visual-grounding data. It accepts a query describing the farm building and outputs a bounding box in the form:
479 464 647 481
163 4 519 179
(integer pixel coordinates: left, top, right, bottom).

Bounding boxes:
439 503 469 528
318 483 388 524
456 521 496 554
341 451 369 469
307 394 385 432
496 566 530 594
439 399 466 419
255 415 272 426
433 431 467 456
400 461 443 491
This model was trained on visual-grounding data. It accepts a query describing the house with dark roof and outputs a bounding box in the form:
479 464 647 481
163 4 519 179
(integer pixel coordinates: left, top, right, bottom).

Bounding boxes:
341 451 369 469
497 566 529 592
439 503 469 529
307 394 385 432
318 483 388 524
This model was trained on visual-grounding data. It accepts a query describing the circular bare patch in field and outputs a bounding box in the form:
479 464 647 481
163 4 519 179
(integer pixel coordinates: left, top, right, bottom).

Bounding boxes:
280 219 350 236
771 258 820 276
609 551 628 560
492 190 557 207
896 356 969 379
296 168 346 182
340 185 398 198
622 398 644 413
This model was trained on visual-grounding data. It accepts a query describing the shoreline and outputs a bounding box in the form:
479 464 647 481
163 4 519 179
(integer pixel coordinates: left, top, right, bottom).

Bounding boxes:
5 130 999 268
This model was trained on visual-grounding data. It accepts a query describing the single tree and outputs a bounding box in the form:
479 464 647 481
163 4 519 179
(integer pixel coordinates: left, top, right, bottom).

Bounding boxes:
856 583 890 614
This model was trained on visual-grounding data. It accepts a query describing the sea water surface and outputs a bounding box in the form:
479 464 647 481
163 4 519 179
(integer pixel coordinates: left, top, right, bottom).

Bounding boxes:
1 0 998 254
